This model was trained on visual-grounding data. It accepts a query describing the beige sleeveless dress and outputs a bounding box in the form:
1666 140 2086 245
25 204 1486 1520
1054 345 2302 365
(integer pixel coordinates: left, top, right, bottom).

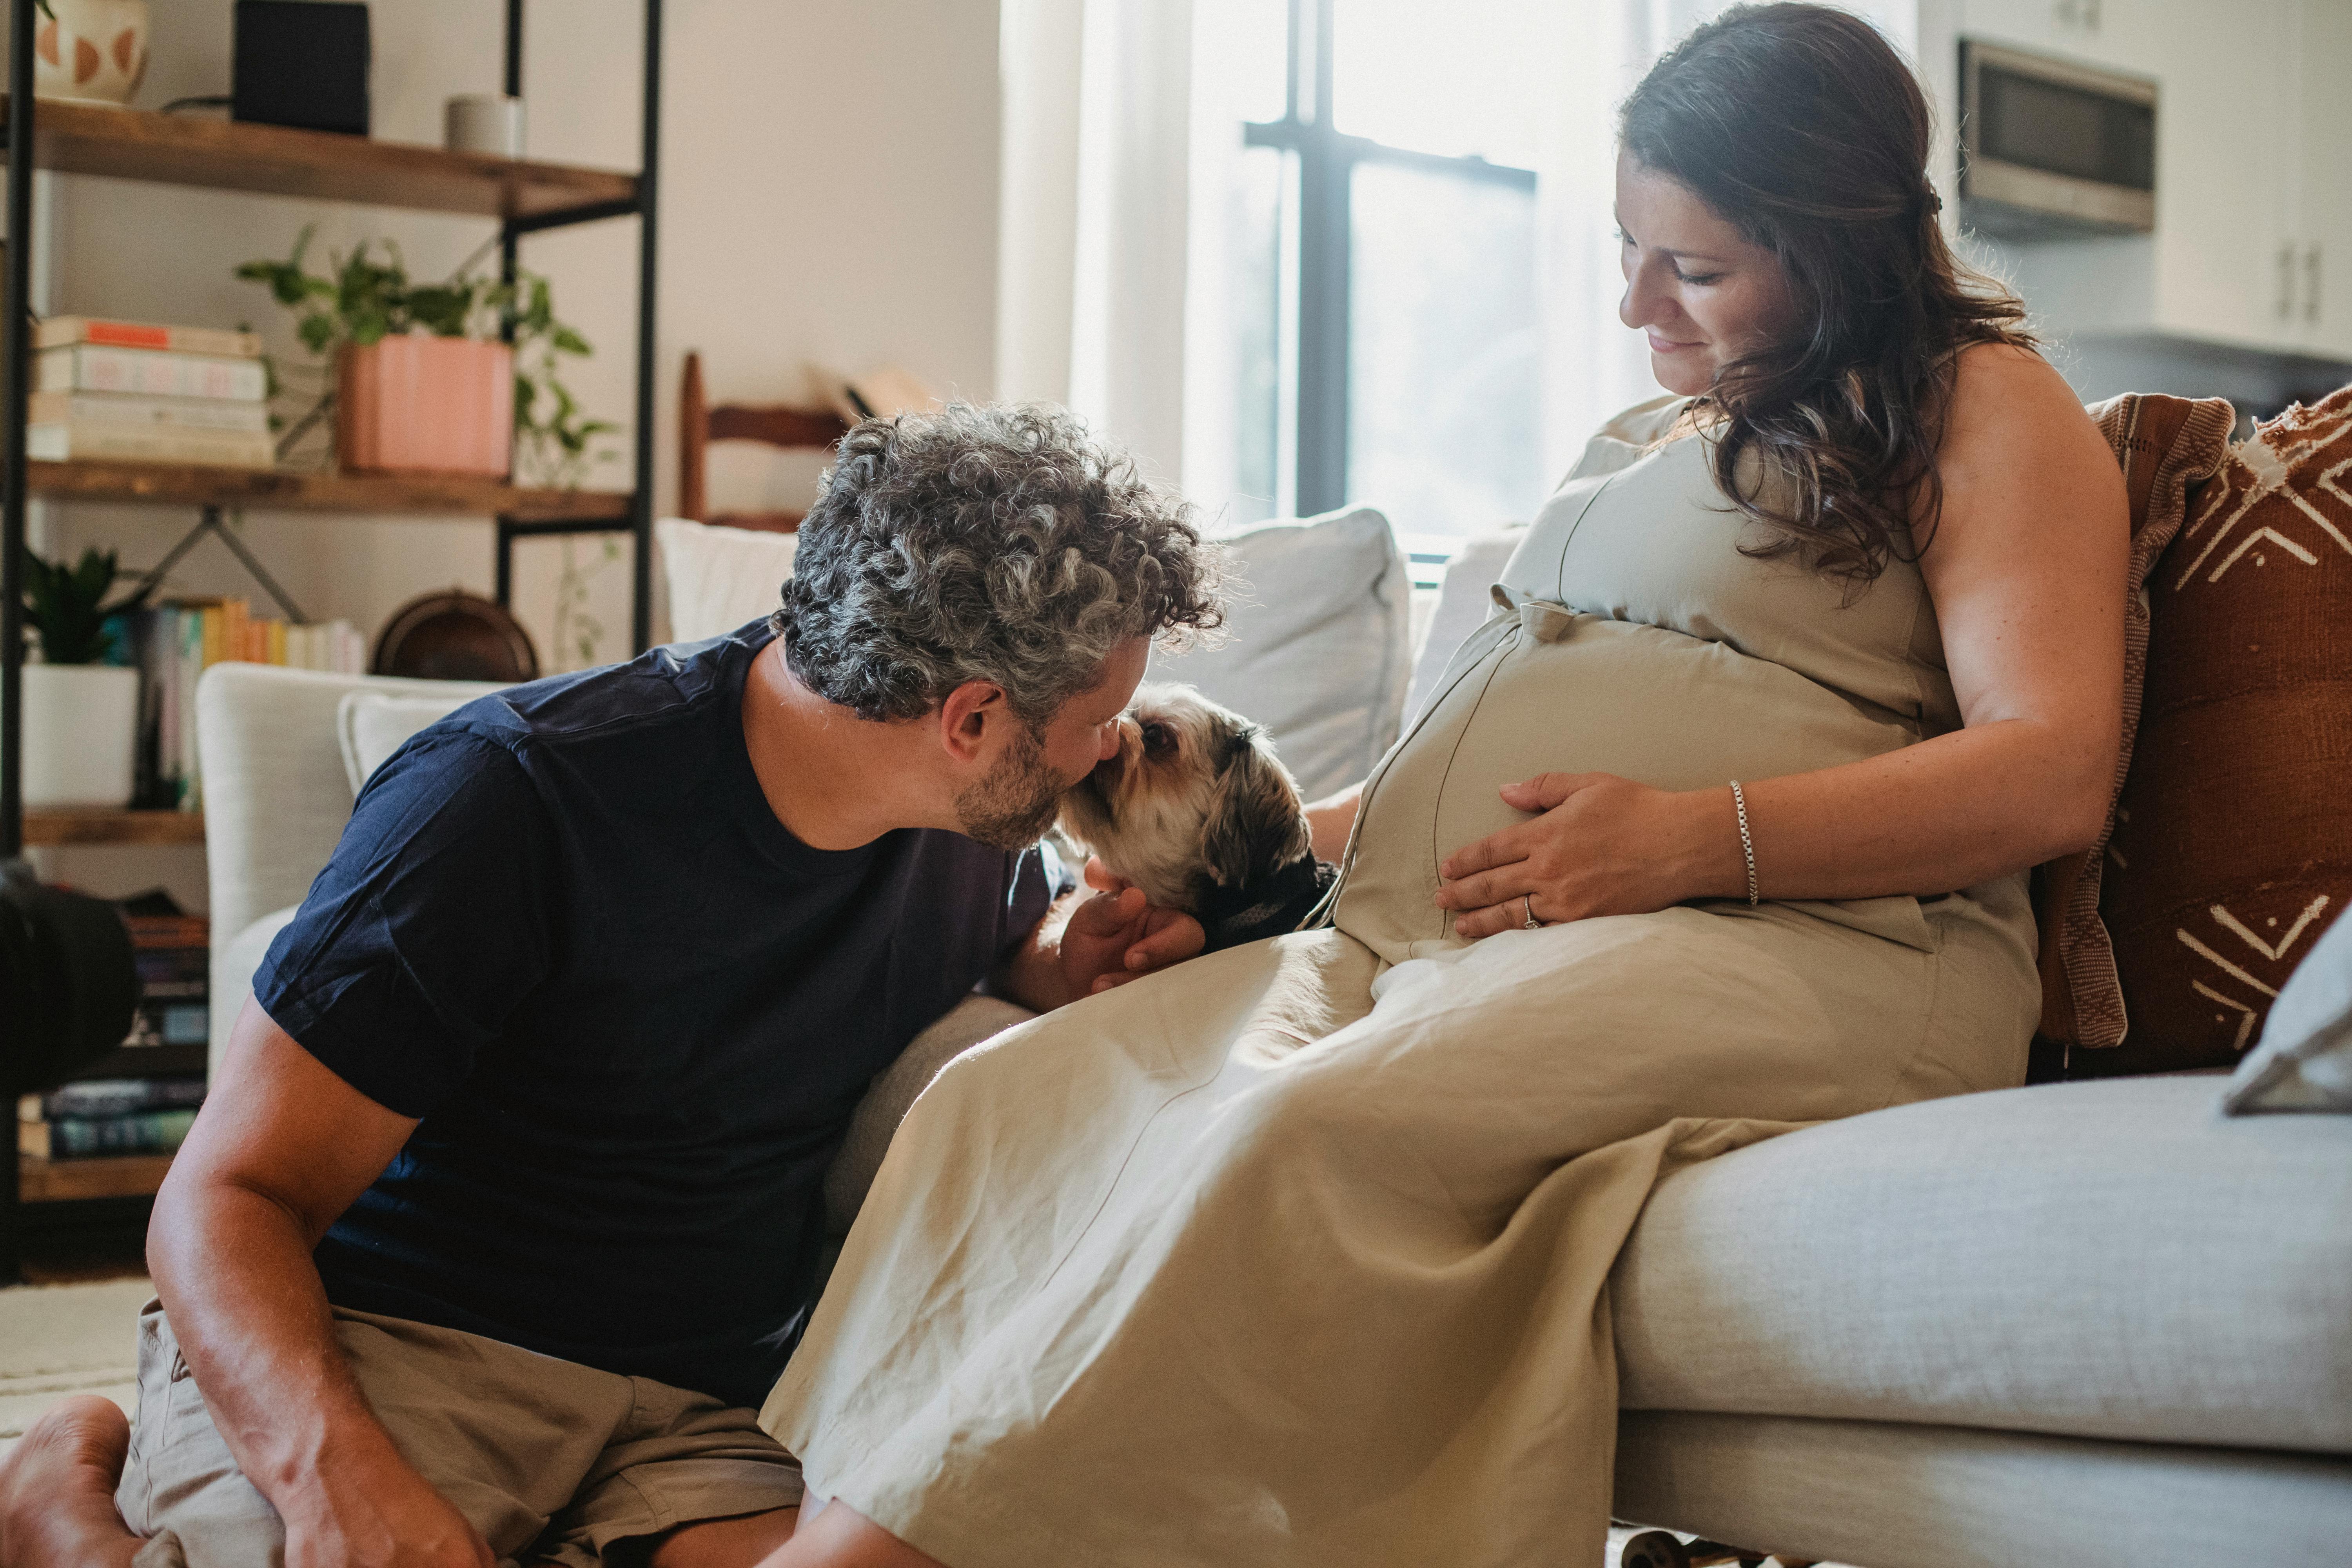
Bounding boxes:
760 397 2042 1568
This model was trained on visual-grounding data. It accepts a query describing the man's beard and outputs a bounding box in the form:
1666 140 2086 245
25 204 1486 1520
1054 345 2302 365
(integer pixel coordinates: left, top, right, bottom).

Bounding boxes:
955 724 1068 851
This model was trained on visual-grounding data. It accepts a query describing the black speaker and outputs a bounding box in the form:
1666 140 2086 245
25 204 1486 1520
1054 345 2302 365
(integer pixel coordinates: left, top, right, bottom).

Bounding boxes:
232 0 371 138
0 862 139 1097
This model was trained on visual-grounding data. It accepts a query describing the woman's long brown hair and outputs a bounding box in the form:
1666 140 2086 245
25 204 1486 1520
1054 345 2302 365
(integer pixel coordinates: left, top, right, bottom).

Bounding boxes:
1620 2 2035 592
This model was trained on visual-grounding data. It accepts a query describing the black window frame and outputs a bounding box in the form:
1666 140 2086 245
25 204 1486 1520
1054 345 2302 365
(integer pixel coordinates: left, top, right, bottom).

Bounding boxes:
1242 0 1539 517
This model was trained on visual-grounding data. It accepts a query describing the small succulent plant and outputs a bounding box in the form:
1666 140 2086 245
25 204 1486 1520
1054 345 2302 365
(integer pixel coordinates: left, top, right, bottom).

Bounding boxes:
21 545 145 664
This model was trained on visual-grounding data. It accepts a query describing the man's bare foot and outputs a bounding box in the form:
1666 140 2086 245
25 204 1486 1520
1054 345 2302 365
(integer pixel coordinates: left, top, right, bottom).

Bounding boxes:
0 1396 143 1568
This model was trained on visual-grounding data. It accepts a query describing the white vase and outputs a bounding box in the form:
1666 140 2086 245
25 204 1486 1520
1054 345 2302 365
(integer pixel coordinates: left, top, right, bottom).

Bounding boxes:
34 0 150 108
20 663 140 809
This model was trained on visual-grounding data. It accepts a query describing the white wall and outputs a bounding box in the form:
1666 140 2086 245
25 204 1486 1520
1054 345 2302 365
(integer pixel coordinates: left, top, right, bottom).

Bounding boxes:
29 0 1000 902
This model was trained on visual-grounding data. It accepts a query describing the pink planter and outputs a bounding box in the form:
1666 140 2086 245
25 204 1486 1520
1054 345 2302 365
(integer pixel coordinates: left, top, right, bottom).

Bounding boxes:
338 336 514 477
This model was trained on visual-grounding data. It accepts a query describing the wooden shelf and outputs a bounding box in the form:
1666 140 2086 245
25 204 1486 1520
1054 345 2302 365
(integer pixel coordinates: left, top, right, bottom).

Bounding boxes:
19 1151 173 1203
7 97 637 223
23 809 203 847
28 459 632 521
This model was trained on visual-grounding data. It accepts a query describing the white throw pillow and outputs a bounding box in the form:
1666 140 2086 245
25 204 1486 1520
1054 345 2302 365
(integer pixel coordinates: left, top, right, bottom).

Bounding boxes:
1403 525 1527 726
1149 506 1411 802
658 516 797 642
2222 908 2352 1113
336 688 502 795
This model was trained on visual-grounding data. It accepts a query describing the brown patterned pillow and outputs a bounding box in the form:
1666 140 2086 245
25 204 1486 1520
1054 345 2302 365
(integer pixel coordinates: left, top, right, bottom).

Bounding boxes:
2080 387 2352 1074
2030 394 2237 1056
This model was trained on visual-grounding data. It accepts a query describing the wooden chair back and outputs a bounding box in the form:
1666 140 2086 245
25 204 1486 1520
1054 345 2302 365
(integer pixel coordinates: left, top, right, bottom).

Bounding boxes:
678 350 851 532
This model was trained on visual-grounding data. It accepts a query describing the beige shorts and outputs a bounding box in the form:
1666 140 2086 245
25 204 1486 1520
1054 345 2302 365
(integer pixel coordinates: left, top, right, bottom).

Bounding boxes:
114 1299 804 1568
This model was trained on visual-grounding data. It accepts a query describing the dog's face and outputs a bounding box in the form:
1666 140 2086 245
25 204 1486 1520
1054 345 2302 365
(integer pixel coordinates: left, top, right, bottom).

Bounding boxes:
1057 683 1313 913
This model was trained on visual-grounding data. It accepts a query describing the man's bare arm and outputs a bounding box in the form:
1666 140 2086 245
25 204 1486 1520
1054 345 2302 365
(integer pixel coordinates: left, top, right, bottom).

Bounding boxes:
147 997 493 1568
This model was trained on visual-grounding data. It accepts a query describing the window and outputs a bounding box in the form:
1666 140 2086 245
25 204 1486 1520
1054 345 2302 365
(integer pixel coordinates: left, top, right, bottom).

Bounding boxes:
1218 0 1548 547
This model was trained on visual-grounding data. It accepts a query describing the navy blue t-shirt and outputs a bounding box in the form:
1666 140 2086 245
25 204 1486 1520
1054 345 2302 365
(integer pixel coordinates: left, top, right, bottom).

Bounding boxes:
253 621 1057 1409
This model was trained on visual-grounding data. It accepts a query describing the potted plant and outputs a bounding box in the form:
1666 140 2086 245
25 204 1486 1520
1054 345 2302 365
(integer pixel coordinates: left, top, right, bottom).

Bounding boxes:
236 228 615 484
18 545 145 809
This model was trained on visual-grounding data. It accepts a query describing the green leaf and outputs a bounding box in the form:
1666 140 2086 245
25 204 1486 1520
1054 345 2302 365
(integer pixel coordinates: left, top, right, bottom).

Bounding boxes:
406 285 472 337
19 545 122 664
550 326 592 356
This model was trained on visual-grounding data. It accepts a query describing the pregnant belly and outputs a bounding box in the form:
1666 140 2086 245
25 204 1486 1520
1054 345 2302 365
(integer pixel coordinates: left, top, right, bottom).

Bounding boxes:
1334 599 1923 962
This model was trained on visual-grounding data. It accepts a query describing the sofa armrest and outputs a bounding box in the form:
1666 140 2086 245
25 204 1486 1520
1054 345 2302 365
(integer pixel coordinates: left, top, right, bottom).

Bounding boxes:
198 664 503 1067
822 994 1037 1235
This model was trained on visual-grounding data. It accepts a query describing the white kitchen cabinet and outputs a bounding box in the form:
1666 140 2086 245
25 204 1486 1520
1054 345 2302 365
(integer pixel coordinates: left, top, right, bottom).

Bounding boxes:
2294 0 2352 359
1960 0 2352 365
1956 0 2160 72
2144 0 2291 350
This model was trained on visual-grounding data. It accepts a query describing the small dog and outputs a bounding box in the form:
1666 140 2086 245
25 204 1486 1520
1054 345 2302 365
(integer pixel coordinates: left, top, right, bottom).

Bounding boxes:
1058 683 1338 953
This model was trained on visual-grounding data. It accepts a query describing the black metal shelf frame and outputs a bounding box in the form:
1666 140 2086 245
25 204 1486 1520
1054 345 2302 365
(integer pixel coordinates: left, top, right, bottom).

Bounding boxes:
0 0 665 1282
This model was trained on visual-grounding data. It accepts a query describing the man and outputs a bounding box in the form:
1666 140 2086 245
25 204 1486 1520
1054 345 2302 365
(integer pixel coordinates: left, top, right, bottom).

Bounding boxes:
0 403 1223 1568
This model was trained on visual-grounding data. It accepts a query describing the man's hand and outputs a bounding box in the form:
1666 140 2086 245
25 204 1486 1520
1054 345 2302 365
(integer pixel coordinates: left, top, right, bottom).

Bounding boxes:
997 862 1207 1010
288 1445 495 1568
1058 878 1205 996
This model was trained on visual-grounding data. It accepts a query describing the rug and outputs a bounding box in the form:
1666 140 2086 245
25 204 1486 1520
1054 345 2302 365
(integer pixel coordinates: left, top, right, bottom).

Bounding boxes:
0 1277 150 1459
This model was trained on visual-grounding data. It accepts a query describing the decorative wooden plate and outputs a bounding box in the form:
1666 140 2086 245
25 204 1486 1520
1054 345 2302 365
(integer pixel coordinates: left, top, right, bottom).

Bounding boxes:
371 590 540 682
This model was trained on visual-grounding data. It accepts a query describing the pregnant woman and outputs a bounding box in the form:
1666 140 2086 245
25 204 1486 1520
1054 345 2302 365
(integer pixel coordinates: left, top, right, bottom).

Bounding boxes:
762 6 2126 1565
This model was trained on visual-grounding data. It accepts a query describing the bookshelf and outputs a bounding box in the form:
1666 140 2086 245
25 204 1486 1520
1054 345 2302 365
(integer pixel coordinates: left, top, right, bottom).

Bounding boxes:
8 94 637 221
27 459 633 521
19 1151 173 1203
0 0 668 1281
24 809 203 847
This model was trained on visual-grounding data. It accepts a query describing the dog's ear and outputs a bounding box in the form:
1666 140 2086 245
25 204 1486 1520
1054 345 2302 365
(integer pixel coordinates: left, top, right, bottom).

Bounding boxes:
1199 727 1311 889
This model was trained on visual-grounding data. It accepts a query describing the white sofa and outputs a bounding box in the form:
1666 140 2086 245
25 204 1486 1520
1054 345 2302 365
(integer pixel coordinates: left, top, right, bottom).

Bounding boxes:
200 515 2351 1568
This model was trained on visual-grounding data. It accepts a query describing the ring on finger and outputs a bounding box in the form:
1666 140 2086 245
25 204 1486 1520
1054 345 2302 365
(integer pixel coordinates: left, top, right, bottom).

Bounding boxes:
1521 894 1541 930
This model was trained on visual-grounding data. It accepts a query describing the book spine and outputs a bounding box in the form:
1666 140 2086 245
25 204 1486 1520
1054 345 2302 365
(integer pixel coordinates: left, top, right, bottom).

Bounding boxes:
25 421 276 467
34 345 269 402
40 1078 207 1120
25 390 271 433
33 318 265 358
21 1108 199 1159
181 610 204 811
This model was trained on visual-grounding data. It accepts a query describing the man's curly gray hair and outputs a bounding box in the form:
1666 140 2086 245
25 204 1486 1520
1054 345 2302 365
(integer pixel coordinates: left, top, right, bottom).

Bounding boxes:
776 402 1224 728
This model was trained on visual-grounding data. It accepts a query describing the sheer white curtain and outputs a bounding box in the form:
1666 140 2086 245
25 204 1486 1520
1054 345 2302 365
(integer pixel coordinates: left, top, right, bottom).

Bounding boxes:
997 0 1197 485
1000 0 1924 524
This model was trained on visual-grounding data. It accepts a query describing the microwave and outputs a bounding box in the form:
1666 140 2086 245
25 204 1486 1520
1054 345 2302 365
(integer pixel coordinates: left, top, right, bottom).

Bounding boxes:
1959 40 2157 239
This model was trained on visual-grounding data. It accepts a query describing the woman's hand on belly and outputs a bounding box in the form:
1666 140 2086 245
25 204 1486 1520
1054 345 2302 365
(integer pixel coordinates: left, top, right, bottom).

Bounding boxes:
1433 771 1737 938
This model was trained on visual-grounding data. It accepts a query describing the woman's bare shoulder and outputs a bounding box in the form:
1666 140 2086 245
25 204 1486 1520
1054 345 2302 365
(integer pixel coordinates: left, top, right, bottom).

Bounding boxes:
1939 340 2110 477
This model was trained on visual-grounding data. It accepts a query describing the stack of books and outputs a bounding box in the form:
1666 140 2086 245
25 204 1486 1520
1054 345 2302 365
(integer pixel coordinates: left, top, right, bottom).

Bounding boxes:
17 893 209 1163
18 1076 205 1160
27 316 274 468
118 597 369 811
123 904 210 1054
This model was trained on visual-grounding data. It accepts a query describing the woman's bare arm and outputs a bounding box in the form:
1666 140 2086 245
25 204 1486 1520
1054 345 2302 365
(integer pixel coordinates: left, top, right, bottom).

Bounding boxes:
1438 345 2127 935
1305 784 1362 864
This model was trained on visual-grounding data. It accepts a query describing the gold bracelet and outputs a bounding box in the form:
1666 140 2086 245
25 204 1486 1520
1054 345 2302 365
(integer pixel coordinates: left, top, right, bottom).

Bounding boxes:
1729 780 1758 906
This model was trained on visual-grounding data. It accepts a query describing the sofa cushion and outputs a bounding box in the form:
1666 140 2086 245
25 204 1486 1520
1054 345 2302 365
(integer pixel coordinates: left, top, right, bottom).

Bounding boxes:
1610 1077 2352 1454
2032 394 2237 1056
2089 387 2352 1074
337 687 502 795
2227 898 2352 1112
1149 506 1412 801
1402 527 1525 726
1615 1412 2352 1568
657 516 797 643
